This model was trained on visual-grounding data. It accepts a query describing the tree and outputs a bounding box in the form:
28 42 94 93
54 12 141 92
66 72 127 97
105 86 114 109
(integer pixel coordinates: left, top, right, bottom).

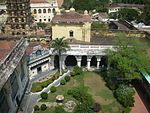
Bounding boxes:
106 34 150 82
118 8 140 22
141 4 150 25
51 37 70 75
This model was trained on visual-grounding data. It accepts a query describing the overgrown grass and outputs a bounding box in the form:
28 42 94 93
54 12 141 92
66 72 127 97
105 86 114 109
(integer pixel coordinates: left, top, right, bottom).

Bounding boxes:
31 72 60 93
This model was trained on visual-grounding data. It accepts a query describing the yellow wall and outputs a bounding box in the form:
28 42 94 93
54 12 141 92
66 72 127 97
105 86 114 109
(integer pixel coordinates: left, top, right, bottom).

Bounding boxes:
52 22 91 42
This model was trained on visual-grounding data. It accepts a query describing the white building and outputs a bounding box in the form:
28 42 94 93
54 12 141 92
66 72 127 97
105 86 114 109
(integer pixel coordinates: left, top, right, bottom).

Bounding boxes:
30 0 62 23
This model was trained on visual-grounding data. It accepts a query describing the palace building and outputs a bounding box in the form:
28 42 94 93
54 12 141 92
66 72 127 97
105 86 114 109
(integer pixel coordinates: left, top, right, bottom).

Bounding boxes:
52 8 92 42
0 39 29 113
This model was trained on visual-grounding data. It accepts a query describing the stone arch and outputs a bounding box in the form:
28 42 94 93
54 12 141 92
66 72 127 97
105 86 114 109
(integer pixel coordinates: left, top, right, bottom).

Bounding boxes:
48 9 51 13
52 8 55 13
100 56 108 68
54 55 59 68
34 9 37 14
65 55 77 66
38 9 42 13
81 55 87 67
43 9 46 13
90 56 97 67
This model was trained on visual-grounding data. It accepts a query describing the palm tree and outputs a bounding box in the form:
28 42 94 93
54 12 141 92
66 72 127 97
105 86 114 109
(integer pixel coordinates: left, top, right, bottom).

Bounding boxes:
51 37 70 75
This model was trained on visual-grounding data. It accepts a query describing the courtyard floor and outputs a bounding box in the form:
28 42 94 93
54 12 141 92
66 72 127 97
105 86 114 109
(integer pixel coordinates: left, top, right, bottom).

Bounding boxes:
36 71 123 113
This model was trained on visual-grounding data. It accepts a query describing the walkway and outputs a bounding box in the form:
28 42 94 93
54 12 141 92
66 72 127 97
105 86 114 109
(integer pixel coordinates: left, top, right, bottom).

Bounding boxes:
131 88 149 113
20 70 70 113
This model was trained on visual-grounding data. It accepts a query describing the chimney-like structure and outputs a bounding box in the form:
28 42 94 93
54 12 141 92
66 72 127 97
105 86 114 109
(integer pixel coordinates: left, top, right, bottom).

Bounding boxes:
5 0 34 36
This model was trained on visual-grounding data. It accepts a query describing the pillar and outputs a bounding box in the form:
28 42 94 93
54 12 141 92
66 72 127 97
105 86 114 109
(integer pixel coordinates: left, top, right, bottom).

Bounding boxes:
76 56 82 67
96 56 101 69
3 79 16 113
61 55 67 70
16 73 23 99
87 56 92 70
50 55 54 69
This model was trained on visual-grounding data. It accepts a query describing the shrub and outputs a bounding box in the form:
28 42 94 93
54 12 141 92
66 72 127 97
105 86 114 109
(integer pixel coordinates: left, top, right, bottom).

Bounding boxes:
73 66 83 75
50 86 56 93
40 92 48 100
93 103 101 112
65 76 70 82
40 104 47 111
60 80 66 85
115 84 135 107
34 105 39 111
41 79 53 88
106 80 117 90
123 107 131 113
54 106 66 113
70 71 76 76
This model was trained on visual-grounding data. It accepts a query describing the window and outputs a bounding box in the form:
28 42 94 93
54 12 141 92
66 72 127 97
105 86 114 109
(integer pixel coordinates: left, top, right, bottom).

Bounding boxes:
69 30 74 37
48 9 51 13
34 9 37 14
38 9 42 13
43 9 46 13
48 19 50 22
39 19 42 22
52 8 55 13
44 19 46 21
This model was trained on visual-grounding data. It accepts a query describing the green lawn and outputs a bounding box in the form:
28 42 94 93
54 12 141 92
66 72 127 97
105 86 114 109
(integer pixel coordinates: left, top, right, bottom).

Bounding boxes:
36 71 123 113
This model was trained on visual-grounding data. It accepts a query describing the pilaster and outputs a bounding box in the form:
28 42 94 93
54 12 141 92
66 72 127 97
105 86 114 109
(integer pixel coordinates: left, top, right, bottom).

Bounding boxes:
76 56 82 67
87 56 92 70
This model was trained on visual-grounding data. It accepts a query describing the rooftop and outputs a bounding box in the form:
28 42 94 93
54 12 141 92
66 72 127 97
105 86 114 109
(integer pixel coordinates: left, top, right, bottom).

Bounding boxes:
52 8 91 24
30 0 64 6
0 40 19 62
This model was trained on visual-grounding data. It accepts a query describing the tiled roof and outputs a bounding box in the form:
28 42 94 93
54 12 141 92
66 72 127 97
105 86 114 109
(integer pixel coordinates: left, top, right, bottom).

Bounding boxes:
0 40 19 62
52 10 91 23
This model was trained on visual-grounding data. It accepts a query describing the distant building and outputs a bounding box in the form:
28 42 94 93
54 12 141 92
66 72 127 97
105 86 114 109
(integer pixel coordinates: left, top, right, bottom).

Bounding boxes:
92 13 109 22
30 0 62 23
52 8 92 42
108 3 144 14
0 39 29 113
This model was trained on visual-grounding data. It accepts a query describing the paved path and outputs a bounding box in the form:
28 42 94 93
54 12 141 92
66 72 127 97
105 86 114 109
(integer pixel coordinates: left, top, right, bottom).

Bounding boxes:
131 88 149 113
20 70 70 113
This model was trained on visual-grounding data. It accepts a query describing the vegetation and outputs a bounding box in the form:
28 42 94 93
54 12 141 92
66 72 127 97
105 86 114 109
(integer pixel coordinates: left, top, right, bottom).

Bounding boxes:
106 34 150 82
40 92 48 100
54 106 66 113
37 22 47 29
40 104 47 111
60 79 66 85
113 0 149 4
115 84 135 107
64 76 71 82
34 105 40 111
31 73 59 93
92 22 108 29
141 4 150 25
50 86 57 93
0 0 5 3
51 37 70 75
73 66 83 75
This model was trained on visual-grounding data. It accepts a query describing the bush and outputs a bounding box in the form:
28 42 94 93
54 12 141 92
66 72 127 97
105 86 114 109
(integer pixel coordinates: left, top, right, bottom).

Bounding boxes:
50 86 56 93
93 103 101 112
106 80 117 90
40 104 47 111
70 71 76 76
73 66 83 75
115 84 135 107
40 92 48 100
60 80 66 85
37 22 47 29
54 106 66 113
41 79 53 88
34 105 39 111
65 76 71 82
123 107 131 113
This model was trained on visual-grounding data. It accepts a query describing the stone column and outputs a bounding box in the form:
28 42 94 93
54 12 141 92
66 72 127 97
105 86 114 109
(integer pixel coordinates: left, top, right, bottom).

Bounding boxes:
16 72 23 99
3 79 16 113
50 55 54 69
87 56 92 70
76 56 82 67
61 55 67 70
96 56 101 69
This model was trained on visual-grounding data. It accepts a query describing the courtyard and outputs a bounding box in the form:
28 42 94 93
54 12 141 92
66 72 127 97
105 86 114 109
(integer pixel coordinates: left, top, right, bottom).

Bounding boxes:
33 71 123 113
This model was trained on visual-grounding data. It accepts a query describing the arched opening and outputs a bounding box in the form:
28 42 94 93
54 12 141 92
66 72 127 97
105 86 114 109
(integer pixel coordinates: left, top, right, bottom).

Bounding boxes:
65 55 77 66
38 9 42 13
90 56 97 67
52 8 55 13
43 9 46 13
100 56 108 68
54 55 59 68
17 32 20 35
36 50 42 56
81 56 87 67
69 30 74 37
34 9 37 14
48 9 51 13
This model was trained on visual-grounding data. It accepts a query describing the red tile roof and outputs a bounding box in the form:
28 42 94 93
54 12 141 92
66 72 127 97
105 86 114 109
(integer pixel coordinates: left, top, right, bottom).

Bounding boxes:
52 10 91 23
0 40 19 62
